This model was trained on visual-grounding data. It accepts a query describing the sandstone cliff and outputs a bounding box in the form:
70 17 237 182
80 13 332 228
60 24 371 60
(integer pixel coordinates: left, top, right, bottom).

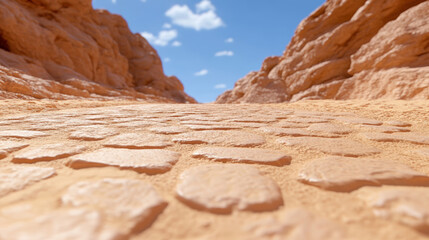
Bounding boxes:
216 0 429 103
0 0 196 103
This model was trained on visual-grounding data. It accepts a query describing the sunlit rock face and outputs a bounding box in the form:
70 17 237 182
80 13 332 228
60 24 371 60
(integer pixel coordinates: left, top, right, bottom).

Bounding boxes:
216 0 429 103
0 0 196 103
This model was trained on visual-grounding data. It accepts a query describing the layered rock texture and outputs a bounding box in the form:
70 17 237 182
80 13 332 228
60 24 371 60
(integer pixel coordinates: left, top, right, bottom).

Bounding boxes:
216 0 429 103
0 0 195 103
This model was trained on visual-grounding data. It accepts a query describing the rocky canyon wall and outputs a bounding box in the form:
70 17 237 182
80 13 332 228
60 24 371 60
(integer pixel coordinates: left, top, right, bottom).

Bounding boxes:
0 0 196 103
216 0 429 103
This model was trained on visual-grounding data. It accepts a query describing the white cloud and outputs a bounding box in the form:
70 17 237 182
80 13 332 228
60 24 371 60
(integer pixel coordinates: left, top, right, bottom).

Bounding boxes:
194 69 208 76
215 51 234 57
112 0 117 3
214 83 227 89
140 30 178 47
163 23 172 29
172 41 182 47
196 0 215 12
164 58 171 63
165 0 224 31
225 38 234 43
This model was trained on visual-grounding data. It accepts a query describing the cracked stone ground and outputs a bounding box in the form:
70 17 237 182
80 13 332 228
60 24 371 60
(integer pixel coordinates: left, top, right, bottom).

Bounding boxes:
0 100 428 240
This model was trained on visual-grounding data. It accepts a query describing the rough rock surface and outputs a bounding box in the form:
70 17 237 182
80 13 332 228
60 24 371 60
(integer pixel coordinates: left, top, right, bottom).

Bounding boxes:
357 186 429 234
176 164 283 214
0 100 428 240
0 0 195 103
216 0 429 103
244 208 344 240
298 156 429 192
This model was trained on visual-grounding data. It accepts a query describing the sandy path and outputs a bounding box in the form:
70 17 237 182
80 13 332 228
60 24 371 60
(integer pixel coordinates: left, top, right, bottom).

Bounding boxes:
0 100 428 240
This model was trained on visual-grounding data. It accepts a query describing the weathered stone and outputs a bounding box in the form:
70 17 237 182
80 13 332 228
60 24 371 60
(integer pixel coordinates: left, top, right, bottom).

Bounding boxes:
335 117 383 126
0 0 195 102
284 117 329 124
173 130 266 147
0 140 29 153
0 130 48 139
0 166 55 198
298 156 429 192
244 208 344 240
362 132 429 145
0 208 120 240
103 133 172 149
69 126 119 141
216 0 429 103
68 148 180 174
360 125 411 133
149 126 189 135
386 121 412 127
415 148 429 158
278 137 380 157
192 147 291 166
62 178 167 233
357 186 429 234
176 164 283 214
258 127 339 138
12 143 86 163
307 123 353 135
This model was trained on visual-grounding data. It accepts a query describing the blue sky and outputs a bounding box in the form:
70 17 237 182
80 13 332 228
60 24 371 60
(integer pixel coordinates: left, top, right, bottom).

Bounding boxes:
92 0 325 103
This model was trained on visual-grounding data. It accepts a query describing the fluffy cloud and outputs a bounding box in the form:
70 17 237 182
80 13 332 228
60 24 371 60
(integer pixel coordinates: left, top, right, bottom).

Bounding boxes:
163 23 172 29
140 30 178 47
196 0 215 12
214 84 227 89
165 0 224 31
194 69 208 76
215 51 234 57
172 41 182 47
225 38 234 43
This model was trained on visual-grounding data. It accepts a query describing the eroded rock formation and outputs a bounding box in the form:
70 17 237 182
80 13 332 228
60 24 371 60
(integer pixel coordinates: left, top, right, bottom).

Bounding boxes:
216 0 429 103
0 0 196 103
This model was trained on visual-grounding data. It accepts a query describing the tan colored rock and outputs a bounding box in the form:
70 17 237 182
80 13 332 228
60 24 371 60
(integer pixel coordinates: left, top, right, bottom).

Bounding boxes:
69 126 118 141
361 132 429 145
0 166 55 198
386 121 412 127
357 186 429 234
176 164 283 214
244 208 344 240
334 117 383 126
192 147 291 166
298 156 429 192
12 143 86 163
0 208 120 240
360 125 410 134
0 130 48 138
0 140 29 153
149 126 189 135
278 137 380 157
216 0 429 103
68 148 180 174
307 123 353 135
103 133 172 149
173 130 265 147
0 0 195 103
258 127 339 138
415 148 429 157
62 178 167 234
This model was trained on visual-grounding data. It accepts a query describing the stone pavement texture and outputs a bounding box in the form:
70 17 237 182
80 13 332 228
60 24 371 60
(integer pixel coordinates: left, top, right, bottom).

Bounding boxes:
0 100 428 240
